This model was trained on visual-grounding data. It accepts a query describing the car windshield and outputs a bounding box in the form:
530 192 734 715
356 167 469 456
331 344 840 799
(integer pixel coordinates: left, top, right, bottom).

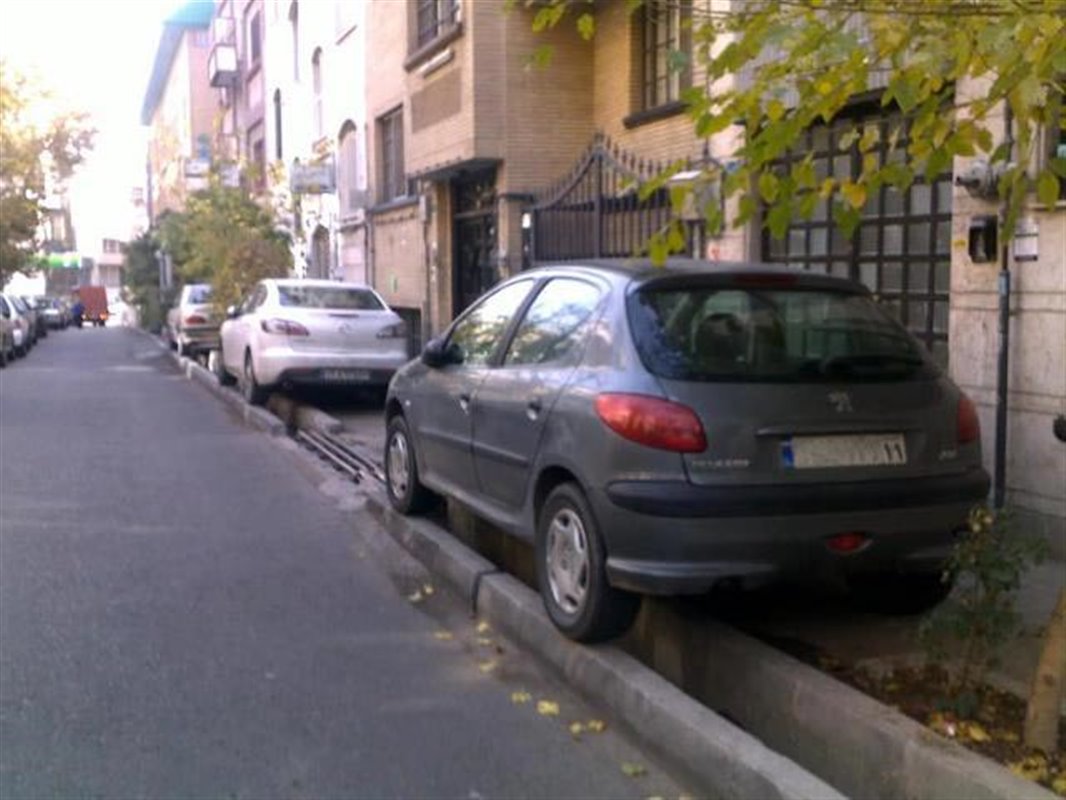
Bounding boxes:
186 285 212 304
277 285 384 311
628 282 933 382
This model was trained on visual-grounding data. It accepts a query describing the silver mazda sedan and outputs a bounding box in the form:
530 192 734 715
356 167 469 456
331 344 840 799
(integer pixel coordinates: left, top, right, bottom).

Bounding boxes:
384 260 990 642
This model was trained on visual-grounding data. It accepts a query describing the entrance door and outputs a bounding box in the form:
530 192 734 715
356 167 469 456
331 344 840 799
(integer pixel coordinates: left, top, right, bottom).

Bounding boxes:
452 169 497 317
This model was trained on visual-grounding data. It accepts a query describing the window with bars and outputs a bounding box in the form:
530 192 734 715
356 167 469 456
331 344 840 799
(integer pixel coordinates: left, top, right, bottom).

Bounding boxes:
761 112 954 367
378 108 407 204
246 9 261 68
640 0 691 111
415 0 458 49
339 122 361 214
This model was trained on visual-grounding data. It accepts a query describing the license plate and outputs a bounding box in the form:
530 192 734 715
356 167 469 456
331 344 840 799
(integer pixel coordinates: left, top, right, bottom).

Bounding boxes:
321 368 371 382
783 434 907 469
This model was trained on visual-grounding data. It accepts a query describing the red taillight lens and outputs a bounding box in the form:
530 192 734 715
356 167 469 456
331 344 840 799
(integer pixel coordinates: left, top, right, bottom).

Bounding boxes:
261 318 310 336
826 532 868 554
594 393 707 453
957 393 980 444
185 314 207 325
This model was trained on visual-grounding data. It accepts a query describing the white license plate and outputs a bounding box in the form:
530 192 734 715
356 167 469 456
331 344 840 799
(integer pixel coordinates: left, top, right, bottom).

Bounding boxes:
785 434 907 469
322 369 371 382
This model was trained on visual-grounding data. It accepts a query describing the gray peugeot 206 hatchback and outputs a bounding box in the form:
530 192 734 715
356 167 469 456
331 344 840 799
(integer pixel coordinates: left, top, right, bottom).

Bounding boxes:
384 259 990 642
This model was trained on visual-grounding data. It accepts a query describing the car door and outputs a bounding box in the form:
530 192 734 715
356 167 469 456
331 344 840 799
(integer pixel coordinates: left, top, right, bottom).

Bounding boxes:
412 279 536 498
222 284 266 373
471 277 606 510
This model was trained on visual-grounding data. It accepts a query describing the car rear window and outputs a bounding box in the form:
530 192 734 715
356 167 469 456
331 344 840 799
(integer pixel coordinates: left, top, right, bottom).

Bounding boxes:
277 285 384 310
186 285 212 304
628 283 934 382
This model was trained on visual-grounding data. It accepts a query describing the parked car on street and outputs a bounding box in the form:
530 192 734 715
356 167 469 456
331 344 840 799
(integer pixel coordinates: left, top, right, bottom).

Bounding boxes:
35 297 70 329
166 283 219 356
0 293 17 366
217 279 409 405
383 259 991 642
8 295 38 350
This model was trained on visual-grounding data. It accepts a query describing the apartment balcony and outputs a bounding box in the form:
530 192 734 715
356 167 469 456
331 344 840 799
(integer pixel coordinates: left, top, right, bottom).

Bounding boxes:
209 43 238 88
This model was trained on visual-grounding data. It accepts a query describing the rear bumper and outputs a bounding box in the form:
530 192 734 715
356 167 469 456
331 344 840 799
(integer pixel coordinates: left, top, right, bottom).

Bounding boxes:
591 469 989 595
605 468 990 518
178 326 221 353
256 346 408 387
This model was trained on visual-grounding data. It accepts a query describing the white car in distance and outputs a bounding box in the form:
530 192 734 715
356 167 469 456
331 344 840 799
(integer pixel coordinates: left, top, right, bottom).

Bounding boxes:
217 279 409 405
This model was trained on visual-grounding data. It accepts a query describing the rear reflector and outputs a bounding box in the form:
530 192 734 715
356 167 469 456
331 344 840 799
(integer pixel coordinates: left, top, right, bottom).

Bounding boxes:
826 532 867 554
957 393 980 444
261 318 310 336
594 393 707 453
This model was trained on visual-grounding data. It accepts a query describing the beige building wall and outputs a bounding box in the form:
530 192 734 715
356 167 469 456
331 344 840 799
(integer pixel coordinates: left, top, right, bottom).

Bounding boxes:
949 84 1066 554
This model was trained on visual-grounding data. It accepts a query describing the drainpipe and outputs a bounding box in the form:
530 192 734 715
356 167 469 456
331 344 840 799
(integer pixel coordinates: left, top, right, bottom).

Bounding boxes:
992 104 1014 509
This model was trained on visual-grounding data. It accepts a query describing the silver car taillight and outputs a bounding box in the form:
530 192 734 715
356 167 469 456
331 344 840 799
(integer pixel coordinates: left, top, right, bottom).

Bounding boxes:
377 321 407 339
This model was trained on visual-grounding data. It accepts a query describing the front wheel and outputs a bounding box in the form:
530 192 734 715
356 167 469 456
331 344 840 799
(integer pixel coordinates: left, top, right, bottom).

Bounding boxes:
241 351 269 405
385 415 436 514
535 483 640 642
213 347 236 386
848 571 954 615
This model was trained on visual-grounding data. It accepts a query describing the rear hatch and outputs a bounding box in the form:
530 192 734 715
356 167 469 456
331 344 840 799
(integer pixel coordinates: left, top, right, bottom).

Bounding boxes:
627 272 961 486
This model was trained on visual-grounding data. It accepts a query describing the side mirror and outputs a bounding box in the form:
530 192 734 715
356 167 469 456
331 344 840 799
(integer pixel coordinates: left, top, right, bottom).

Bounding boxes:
421 337 462 368
226 305 240 319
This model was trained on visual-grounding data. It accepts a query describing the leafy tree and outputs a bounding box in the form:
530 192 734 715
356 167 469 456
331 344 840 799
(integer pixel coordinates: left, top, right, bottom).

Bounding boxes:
121 232 168 333
0 60 95 284
157 176 292 313
525 0 1065 258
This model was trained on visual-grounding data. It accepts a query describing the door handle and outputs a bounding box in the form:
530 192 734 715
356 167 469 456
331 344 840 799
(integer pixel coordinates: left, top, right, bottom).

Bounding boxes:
526 398 543 421
459 393 471 413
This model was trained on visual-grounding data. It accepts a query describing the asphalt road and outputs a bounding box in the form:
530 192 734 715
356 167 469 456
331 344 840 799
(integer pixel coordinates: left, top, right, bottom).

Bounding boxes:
0 328 685 799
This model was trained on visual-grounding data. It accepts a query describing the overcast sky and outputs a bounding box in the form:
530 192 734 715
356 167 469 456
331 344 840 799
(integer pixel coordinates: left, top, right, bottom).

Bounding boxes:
1 0 190 251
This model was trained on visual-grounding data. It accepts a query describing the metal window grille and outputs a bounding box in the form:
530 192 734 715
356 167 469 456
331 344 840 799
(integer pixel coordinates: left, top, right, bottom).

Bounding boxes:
761 111 954 366
641 0 691 110
379 109 405 203
416 0 457 49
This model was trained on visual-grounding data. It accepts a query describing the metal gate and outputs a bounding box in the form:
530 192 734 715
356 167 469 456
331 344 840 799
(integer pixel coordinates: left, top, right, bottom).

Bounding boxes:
529 133 703 264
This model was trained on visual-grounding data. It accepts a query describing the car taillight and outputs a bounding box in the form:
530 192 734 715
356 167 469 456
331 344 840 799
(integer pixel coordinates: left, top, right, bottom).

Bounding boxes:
957 393 980 444
261 318 309 336
377 321 407 339
594 393 707 453
185 314 208 325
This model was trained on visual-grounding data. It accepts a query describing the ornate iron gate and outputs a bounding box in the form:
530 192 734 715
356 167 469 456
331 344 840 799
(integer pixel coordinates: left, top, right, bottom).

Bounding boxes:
529 133 703 264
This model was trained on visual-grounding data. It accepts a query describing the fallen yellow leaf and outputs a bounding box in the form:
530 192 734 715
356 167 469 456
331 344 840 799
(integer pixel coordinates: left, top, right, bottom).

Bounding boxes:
621 762 647 778
1051 774 1066 795
961 722 991 743
998 729 1020 743
1008 755 1049 782
569 722 586 738
510 691 532 704
537 700 560 716
586 719 606 733
476 637 493 647
476 621 491 634
433 631 453 641
478 660 497 674
407 590 423 603
422 584 435 596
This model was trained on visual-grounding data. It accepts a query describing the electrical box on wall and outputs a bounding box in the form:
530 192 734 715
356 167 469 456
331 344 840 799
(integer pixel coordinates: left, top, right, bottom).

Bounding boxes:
968 216 998 263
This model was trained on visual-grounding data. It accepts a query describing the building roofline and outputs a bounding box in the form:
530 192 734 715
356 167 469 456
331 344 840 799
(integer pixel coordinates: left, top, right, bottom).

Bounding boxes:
140 1 214 126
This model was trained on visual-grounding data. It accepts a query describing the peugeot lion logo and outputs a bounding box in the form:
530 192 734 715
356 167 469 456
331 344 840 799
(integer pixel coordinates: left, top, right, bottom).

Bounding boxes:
828 391 853 413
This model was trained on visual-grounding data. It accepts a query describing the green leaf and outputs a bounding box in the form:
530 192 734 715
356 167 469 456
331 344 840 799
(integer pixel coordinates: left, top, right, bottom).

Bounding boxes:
758 172 779 203
576 13 596 41
767 202 793 239
1036 171 1060 207
840 181 867 209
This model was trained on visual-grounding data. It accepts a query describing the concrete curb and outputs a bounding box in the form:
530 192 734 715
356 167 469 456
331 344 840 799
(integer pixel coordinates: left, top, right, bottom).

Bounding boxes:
363 491 844 800
165 346 286 436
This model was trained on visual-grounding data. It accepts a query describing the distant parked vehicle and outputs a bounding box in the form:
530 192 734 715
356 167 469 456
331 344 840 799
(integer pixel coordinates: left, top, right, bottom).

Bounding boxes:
74 285 109 327
35 297 69 330
218 279 409 405
384 259 991 642
166 283 219 357
0 294 16 366
9 295 38 349
1 293 33 356
25 297 49 338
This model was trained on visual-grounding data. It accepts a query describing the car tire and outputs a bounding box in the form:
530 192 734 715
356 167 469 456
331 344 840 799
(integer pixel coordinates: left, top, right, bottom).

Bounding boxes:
0 343 7 368
241 351 269 405
385 415 436 514
214 347 236 386
849 570 954 615
536 483 640 642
